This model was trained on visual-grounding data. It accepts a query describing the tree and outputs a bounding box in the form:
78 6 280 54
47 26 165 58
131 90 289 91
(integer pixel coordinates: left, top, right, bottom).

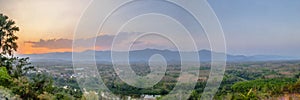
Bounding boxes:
0 13 83 99
55 92 75 100
11 76 36 99
0 14 34 78
0 14 35 78
0 86 20 100
238 88 259 100
189 90 200 100
0 55 35 78
10 57 35 78
0 67 11 87
295 72 300 79
10 74 53 100
37 92 55 100
82 91 99 100
30 74 54 95
0 13 19 56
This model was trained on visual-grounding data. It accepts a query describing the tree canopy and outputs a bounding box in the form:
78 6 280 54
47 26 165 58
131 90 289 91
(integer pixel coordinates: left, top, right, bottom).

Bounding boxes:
0 13 19 56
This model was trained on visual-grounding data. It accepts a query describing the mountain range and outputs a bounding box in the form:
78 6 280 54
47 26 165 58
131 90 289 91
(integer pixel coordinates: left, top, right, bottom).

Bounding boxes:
18 49 299 63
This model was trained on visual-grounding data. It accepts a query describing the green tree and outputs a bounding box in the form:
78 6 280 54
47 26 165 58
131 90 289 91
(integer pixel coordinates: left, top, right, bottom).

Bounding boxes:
0 86 20 100
0 55 35 78
0 13 19 56
0 13 83 100
11 57 35 78
238 88 259 100
0 67 11 87
37 92 55 100
0 14 34 78
55 92 75 100
295 72 300 79
189 90 200 100
30 74 54 95
11 76 36 99
10 74 53 99
82 91 99 100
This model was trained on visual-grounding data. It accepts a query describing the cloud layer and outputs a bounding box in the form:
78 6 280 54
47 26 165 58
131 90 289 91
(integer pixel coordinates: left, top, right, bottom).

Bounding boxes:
25 32 178 51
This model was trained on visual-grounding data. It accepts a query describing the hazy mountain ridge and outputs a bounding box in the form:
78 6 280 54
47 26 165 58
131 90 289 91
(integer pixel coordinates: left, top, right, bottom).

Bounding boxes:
18 49 299 63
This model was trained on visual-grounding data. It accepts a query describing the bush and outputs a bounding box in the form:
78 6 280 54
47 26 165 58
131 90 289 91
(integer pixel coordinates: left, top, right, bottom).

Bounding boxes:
0 67 11 87
37 92 55 100
0 86 21 100
82 91 99 100
55 92 75 100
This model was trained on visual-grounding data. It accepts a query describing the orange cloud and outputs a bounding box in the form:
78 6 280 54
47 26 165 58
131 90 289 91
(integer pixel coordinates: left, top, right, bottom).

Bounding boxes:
18 42 104 54
16 32 176 54
18 42 72 54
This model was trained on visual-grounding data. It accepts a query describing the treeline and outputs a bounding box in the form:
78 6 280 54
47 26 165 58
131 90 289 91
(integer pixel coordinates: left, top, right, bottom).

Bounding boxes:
213 72 300 100
187 77 300 100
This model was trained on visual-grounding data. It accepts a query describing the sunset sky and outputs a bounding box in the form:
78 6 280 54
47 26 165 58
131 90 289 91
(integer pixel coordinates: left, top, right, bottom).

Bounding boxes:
0 0 300 57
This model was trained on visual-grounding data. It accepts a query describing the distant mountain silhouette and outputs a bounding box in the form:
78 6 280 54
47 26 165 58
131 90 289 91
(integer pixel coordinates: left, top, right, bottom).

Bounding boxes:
18 49 298 63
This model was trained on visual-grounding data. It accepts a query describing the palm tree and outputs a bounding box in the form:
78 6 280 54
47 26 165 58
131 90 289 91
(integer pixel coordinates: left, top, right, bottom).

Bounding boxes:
0 13 19 56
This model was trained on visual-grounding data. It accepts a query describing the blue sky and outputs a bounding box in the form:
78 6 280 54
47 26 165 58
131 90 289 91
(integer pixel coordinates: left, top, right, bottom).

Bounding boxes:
209 0 300 56
0 0 299 57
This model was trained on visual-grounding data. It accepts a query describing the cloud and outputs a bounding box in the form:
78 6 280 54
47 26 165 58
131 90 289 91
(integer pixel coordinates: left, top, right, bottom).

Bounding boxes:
24 32 176 51
25 35 115 50
25 39 72 49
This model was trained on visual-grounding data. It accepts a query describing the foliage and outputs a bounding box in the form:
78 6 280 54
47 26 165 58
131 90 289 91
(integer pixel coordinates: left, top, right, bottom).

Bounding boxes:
0 13 19 56
287 80 300 93
30 74 54 95
295 72 300 79
0 67 11 87
0 13 83 100
0 86 20 100
55 92 75 100
37 92 55 100
232 78 297 98
1 55 35 79
82 91 99 100
189 90 200 100
237 88 259 100
10 76 36 99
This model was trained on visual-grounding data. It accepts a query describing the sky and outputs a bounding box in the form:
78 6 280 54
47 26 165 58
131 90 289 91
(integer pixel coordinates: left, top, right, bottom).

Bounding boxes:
0 0 299 57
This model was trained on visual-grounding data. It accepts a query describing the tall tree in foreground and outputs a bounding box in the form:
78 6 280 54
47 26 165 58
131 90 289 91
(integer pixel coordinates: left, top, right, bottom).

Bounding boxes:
0 13 19 56
0 13 82 99
0 13 34 77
